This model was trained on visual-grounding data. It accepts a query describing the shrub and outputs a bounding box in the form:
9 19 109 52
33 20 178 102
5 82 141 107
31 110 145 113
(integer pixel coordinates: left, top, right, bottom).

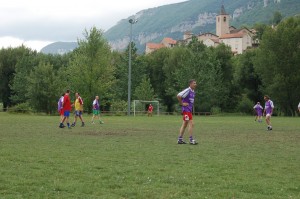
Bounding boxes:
236 95 253 114
8 103 33 114
211 106 221 115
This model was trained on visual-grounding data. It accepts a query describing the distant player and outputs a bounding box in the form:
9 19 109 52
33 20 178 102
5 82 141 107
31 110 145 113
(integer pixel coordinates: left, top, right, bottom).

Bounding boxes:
253 102 263 122
59 90 72 129
71 92 85 127
263 95 274 131
177 79 197 145
298 102 300 112
147 104 153 117
91 96 104 124
57 93 65 127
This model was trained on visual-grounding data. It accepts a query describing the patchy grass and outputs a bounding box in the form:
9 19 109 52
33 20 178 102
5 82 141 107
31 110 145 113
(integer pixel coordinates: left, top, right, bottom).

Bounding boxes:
0 112 299 198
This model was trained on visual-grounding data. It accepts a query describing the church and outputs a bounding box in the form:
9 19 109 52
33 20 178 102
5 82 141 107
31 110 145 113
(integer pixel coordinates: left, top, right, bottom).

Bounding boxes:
146 4 256 55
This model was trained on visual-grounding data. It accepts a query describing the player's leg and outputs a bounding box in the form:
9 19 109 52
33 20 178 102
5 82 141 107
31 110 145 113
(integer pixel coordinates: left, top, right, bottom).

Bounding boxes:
187 120 195 142
266 114 272 130
71 111 77 127
79 111 85 126
178 120 188 144
64 111 71 128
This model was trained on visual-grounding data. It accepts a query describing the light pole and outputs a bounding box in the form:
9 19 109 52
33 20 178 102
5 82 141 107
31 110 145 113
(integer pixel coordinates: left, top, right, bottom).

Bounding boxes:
127 18 137 116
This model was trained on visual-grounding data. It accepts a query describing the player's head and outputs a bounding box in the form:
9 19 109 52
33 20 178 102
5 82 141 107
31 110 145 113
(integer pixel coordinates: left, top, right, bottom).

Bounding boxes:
75 92 79 97
264 95 270 101
66 89 70 95
96 96 99 100
257 102 260 104
189 79 197 90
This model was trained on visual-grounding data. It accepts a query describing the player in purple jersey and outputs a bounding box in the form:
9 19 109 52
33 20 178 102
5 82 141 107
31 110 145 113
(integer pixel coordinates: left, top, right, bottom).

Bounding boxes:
263 95 274 131
176 79 197 145
253 102 263 122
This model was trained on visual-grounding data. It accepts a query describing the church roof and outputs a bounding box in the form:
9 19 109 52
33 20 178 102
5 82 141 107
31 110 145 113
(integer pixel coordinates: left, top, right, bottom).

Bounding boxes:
220 4 227 15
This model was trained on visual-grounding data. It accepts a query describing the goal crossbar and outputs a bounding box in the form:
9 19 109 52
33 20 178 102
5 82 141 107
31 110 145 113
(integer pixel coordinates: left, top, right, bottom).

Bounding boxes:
133 100 159 117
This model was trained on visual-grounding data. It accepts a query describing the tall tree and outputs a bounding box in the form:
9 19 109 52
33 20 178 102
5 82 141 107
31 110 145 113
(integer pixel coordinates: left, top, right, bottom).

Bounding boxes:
27 62 59 113
254 17 300 116
233 49 262 103
0 46 33 111
68 26 115 112
133 76 155 100
10 50 39 104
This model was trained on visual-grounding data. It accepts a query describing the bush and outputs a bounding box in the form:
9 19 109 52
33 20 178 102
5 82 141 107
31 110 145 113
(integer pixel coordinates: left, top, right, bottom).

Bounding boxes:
211 106 221 115
236 95 253 114
8 103 33 113
110 100 127 115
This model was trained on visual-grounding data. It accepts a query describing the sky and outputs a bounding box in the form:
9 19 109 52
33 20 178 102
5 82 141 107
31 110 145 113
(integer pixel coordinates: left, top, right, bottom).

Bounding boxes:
0 0 187 51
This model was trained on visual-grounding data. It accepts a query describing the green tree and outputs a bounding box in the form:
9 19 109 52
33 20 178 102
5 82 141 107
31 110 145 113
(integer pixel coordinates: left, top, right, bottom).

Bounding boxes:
133 76 155 100
254 17 300 116
27 62 59 113
233 49 262 103
68 26 115 112
272 11 283 26
0 46 33 111
10 50 39 104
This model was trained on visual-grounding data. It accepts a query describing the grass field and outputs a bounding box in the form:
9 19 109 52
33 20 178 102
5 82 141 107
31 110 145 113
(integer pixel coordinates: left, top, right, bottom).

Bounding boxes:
0 112 299 199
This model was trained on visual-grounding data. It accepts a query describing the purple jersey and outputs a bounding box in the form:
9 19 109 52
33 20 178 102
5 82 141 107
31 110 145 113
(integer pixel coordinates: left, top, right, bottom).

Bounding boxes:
57 96 64 111
253 104 263 116
177 87 195 113
264 100 274 115
93 99 99 110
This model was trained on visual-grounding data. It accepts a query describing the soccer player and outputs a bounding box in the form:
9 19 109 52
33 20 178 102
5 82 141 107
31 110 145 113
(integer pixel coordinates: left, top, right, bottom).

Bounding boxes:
59 90 72 129
177 79 197 145
253 102 263 122
298 102 300 112
71 92 85 127
57 93 65 127
147 104 153 117
91 96 104 124
263 95 274 131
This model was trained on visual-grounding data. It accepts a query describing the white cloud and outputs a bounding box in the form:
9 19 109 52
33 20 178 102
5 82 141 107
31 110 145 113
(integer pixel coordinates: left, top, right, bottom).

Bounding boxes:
0 36 53 51
0 0 187 51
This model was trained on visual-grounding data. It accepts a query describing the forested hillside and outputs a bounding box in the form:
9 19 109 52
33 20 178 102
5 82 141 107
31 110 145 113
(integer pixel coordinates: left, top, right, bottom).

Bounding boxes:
105 0 300 52
41 0 300 54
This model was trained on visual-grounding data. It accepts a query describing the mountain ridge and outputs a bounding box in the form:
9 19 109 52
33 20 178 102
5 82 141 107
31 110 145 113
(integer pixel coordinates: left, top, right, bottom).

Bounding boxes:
41 0 300 54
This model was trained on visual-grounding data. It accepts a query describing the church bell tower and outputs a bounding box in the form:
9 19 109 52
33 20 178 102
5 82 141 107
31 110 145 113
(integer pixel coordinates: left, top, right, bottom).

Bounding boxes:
216 4 230 37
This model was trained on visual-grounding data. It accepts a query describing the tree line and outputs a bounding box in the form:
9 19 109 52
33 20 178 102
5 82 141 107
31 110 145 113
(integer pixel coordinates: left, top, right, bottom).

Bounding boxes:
0 16 299 116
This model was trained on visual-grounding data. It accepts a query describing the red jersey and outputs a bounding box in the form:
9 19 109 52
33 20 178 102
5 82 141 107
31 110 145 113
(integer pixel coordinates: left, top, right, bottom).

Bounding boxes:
148 105 153 112
63 94 72 111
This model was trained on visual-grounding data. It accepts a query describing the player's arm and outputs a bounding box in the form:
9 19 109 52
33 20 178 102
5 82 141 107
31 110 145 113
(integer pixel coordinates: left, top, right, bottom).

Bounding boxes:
270 101 274 115
177 89 189 106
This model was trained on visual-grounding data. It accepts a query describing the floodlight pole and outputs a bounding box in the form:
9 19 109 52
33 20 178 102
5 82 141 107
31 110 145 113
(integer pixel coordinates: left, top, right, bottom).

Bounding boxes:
128 18 137 116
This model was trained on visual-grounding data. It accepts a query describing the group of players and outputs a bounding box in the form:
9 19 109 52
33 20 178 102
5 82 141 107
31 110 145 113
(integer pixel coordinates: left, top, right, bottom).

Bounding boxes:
253 95 274 130
57 82 300 143
58 90 103 129
176 79 300 145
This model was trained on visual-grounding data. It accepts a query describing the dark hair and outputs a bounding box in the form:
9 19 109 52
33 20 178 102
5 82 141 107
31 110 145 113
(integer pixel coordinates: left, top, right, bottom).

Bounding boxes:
66 89 70 93
189 79 196 84
62 93 65 96
264 95 270 99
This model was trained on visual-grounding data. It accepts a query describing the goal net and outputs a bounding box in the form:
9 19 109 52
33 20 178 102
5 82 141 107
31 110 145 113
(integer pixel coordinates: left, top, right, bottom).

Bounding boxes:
133 100 159 116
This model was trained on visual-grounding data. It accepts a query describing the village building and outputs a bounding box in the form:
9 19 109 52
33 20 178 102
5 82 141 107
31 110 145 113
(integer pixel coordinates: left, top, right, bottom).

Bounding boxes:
145 4 256 54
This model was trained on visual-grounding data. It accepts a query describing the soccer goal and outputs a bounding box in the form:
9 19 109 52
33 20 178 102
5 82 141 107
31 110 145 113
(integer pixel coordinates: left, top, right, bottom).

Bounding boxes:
133 100 159 116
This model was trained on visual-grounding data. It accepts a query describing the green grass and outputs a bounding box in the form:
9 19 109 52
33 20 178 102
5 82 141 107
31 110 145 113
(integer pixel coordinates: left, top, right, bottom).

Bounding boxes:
0 112 299 199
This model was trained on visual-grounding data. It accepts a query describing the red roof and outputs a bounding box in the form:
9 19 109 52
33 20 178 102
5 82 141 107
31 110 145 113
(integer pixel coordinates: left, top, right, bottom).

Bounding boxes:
219 33 244 39
162 37 177 45
146 43 164 50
